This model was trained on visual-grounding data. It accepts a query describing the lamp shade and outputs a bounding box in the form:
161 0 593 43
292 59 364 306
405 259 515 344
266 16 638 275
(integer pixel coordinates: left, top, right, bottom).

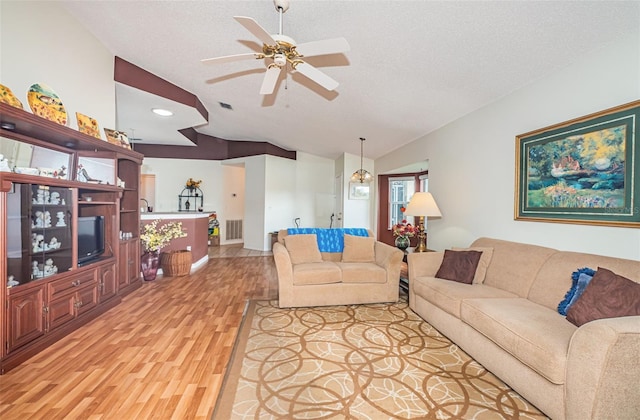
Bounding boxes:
404 192 442 217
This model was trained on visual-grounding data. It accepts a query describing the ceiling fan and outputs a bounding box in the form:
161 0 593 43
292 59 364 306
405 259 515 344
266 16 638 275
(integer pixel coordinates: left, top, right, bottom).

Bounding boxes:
201 0 350 95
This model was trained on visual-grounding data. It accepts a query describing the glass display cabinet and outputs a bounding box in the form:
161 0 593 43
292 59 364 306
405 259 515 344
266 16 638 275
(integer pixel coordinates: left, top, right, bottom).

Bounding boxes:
6 184 73 288
0 102 143 374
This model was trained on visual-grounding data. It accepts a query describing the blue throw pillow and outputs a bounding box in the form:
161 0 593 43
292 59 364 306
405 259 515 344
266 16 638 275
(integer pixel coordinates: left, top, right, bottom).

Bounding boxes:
558 267 596 316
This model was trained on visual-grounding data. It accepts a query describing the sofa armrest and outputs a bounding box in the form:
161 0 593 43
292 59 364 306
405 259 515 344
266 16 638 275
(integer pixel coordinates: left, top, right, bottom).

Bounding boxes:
273 242 293 288
407 251 444 281
565 316 640 420
374 241 403 286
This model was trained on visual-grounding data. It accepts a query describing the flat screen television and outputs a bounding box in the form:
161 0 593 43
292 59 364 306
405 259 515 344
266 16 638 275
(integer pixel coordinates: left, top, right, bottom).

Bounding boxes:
77 216 105 266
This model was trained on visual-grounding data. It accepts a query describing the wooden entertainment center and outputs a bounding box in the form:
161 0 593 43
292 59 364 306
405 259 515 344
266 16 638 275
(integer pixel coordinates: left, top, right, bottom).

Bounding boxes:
0 102 142 373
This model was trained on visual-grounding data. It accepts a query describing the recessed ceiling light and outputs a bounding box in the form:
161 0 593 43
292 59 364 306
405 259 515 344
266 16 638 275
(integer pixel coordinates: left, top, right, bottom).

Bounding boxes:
151 108 173 117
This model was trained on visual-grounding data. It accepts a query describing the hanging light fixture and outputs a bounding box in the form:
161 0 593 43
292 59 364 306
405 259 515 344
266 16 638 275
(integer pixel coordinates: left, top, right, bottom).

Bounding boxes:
350 137 373 183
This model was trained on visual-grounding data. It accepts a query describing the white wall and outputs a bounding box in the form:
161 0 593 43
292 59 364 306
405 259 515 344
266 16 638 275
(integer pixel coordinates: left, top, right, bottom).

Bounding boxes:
341 152 374 229
243 155 267 250
1 2 115 132
141 158 223 213
376 34 640 260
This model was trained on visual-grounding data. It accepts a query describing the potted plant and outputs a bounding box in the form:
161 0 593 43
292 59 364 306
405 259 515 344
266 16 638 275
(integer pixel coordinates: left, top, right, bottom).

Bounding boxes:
139 220 186 281
392 219 416 250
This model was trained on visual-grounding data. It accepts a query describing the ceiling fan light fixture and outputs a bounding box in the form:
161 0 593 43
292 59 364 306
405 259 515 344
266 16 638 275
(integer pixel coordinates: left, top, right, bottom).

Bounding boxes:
351 137 373 184
151 108 173 117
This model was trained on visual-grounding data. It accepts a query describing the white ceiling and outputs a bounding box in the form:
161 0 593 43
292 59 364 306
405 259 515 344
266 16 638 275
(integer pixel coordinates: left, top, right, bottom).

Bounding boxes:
60 1 640 160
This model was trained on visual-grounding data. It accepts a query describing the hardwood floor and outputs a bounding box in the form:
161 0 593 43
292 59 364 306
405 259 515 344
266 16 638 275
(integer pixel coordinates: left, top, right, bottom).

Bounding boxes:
0 252 278 419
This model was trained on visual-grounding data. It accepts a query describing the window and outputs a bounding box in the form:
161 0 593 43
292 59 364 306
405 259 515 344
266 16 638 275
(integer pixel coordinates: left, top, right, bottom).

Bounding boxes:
388 177 415 228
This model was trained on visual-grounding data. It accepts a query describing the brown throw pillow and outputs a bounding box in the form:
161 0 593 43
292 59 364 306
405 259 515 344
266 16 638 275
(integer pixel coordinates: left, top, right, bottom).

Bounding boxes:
452 246 493 284
566 267 640 327
435 249 483 285
284 234 322 265
342 234 375 263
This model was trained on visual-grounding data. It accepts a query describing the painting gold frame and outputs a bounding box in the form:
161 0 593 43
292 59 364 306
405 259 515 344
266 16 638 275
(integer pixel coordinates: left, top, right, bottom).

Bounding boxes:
515 100 640 228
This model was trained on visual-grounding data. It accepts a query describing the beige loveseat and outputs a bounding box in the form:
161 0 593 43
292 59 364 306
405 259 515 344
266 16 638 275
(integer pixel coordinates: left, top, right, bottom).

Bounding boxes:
274 229 403 308
408 237 640 420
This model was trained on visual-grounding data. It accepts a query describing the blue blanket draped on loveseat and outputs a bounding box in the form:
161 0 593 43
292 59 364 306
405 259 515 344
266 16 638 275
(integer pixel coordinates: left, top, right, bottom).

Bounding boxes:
286 228 369 252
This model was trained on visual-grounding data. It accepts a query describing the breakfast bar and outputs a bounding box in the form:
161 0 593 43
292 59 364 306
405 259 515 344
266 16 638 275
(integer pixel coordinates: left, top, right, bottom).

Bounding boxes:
141 212 210 271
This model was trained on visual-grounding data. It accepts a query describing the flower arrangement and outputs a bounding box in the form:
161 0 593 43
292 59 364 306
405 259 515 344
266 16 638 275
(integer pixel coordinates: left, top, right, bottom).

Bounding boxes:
186 178 202 189
140 220 187 252
392 220 416 238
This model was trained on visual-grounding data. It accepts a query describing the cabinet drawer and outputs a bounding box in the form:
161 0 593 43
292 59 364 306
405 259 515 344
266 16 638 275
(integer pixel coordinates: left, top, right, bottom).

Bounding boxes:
48 271 96 300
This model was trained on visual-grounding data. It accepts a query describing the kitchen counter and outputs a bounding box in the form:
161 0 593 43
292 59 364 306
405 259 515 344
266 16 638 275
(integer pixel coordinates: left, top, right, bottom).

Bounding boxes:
140 212 210 220
140 212 210 271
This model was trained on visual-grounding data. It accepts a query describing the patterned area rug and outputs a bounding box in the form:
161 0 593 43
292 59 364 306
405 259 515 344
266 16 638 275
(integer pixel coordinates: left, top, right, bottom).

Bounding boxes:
213 299 547 419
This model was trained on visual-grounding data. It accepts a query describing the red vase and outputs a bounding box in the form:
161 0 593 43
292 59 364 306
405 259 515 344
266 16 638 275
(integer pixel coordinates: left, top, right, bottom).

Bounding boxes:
141 250 160 281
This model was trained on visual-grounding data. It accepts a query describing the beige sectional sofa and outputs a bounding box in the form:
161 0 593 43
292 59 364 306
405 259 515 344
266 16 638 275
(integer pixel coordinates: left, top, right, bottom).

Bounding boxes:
274 229 403 308
408 237 640 420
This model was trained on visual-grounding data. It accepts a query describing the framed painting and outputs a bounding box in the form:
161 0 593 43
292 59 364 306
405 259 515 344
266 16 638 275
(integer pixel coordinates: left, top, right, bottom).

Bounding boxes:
515 100 640 227
349 182 370 200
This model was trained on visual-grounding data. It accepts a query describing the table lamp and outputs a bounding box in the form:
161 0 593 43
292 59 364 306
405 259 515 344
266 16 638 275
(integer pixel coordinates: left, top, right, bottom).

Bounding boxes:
403 192 442 252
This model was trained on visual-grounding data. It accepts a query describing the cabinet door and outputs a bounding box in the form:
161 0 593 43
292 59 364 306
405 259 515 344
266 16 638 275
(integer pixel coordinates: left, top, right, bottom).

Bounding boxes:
7 286 45 353
98 263 117 302
48 291 76 331
118 240 140 289
127 239 140 284
118 241 129 288
75 284 98 316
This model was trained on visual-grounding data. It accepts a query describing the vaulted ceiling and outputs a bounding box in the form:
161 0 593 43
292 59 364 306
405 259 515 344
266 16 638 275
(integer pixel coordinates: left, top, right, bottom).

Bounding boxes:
60 1 640 160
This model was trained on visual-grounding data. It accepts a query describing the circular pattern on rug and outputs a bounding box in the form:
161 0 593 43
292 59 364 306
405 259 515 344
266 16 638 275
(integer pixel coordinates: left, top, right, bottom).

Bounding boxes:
223 300 547 419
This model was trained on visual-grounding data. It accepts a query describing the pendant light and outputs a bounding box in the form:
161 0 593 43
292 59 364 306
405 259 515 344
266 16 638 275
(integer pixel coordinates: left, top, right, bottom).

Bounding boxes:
350 137 373 183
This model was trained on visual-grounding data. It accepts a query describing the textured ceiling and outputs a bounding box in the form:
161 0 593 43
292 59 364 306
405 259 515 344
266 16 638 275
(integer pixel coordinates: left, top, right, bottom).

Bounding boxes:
60 1 640 160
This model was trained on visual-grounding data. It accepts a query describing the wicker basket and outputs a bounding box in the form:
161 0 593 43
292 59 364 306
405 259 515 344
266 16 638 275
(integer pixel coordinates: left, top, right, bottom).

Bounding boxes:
160 250 192 277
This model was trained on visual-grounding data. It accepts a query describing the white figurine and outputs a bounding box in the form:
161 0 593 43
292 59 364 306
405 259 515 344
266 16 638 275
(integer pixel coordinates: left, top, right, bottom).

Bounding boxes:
44 259 57 276
0 154 11 172
32 261 41 278
33 234 45 252
49 237 60 249
50 191 60 205
7 275 19 287
44 210 51 228
56 211 66 227
34 189 45 205
34 211 44 228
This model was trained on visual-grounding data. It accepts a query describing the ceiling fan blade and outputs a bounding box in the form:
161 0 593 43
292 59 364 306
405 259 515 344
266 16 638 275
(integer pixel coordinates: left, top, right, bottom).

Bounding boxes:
293 61 339 91
296 37 350 57
260 66 281 95
201 53 261 65
234 16 277 46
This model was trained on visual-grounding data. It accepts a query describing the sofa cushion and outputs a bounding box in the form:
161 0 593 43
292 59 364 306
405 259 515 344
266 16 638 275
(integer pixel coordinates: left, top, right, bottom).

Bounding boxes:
452 246 494 284
435 249 482 284
342 234 375 263
527 250 639 310
557 267 596 316
412 276 517 318
292 262 342 285
471 238 556 297
566 267 640 327
337 262 386 283
285 234 323 264
461 297 576 385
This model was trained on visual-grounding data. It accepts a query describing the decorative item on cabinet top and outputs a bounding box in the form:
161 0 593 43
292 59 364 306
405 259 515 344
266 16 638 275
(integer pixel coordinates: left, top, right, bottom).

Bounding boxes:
0 83 23 109
76 112 102 139
104 128 132 150
27 83 67 126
